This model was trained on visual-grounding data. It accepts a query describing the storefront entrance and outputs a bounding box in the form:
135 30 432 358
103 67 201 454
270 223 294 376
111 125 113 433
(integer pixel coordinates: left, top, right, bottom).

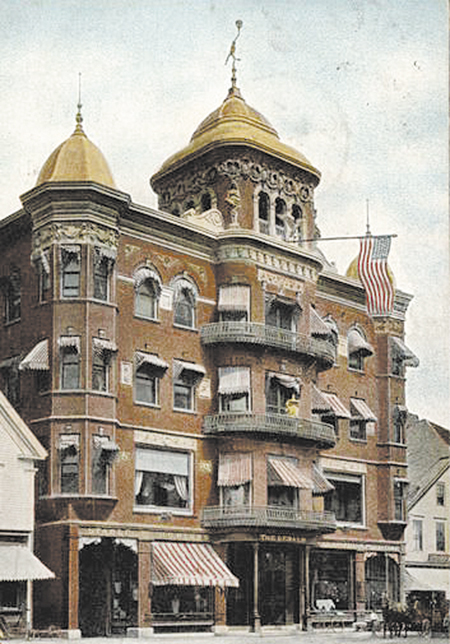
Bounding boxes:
78 537 138 637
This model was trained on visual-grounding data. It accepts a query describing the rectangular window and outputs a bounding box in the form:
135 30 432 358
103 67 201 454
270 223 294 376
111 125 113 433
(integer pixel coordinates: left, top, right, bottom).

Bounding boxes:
61 247 81 298
5 274 21 323
134 447 191 512
173 361 205 412
349 418 366 441
92 435 111 495
265 300 296 331
93 257 109 301
174 381 193 410
394 481 407 521
218 366 251 413
136 368 159 405
324 472 364 524
413 519 423 551
436 521 446 552
437 482 446 506
266 373 299 415
218 285 250 322
59 435 79 494
92 353 108 392
61 348 80 389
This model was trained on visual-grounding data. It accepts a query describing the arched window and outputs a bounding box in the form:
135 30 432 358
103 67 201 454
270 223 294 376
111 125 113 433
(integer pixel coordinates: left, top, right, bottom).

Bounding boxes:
292 204 303 242
275 198 286 238
173 279 197 328
134 267 161 320
200 192 212 212
258 192 270 234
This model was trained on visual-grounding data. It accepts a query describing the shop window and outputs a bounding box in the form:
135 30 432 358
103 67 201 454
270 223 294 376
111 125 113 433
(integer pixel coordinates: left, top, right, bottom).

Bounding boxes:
59 435 80 494
61 347 80 390
347 327 373 371
436 521 446 552
258 191 270 234
310 550 352 611
61 246 81 298
365 554 399 610
218 366 250 412
265 298 298 331
152 586 213 621
266 372 300 415
393 480 407 521
324 472 364 524
134 446 191 511
173 360 204 411
436 482 446 506
173 279 196 328
412 519 423 551
0 581 25 610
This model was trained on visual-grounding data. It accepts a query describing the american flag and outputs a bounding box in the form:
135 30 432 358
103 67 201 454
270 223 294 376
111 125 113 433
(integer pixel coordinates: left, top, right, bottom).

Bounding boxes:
357 235 394 315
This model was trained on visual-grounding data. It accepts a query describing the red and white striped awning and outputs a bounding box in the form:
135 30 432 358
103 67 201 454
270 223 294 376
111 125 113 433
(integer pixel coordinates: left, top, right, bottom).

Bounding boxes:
321 391 351 419
310 307 332 337
351 397 377 421
152 541 239 588
218 453 252 486
19 339 49 371
268 458 313 489
312 464 335 495
311 385 333 414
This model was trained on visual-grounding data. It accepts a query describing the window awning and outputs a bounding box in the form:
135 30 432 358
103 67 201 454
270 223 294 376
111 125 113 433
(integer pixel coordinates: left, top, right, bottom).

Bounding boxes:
403 569 433 592
135 351 169 372
267 372 301 394
93 338 118 359
19 339 49 371
310 307 332 338
348 329 373 356
311 385 333 414
0 355 20 369
390 337 419 368
312 464 335 495
268 458 314 489
0 545 55 581
218 366 250 395
134 266 162 291
95 245 117 264
173 360 206 383
152 541 239 588
351 398 377 421
218 285 250 312
58 336 80 352
218 453 252 486
312 386 351 418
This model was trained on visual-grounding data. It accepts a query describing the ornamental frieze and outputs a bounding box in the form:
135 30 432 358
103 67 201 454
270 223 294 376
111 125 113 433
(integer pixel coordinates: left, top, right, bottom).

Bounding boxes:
216 244 317 282
157 155 315 207
32 221 119 255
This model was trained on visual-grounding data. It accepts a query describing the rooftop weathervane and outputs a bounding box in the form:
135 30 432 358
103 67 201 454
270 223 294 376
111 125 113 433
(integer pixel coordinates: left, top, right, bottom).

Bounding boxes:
225 20 243 90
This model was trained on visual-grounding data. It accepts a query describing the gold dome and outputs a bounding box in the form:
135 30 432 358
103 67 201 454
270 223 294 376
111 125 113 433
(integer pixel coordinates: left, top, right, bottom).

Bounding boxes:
36 110 115 188
346 255 396 287
151 86 321 185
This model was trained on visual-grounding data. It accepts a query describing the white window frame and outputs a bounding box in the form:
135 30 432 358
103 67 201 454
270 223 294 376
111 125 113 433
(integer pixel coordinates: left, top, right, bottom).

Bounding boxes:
324 471 366 527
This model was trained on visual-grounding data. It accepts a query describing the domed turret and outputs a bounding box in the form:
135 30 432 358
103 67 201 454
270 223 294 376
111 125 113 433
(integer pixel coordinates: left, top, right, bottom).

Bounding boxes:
36 105 115 188
346 255 396 287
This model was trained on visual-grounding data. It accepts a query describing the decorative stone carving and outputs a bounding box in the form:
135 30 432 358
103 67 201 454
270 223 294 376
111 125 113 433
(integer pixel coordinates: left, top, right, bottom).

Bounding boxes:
181 207 224 232
32 222 118 255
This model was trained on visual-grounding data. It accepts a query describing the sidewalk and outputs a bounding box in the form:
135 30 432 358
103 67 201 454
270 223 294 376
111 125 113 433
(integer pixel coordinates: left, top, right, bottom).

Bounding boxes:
8 630 450 644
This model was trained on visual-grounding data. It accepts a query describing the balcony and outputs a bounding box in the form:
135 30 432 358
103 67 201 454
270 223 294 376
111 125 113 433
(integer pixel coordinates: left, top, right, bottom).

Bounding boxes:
200 322 335 368
202 505 336 533
203 412 336 448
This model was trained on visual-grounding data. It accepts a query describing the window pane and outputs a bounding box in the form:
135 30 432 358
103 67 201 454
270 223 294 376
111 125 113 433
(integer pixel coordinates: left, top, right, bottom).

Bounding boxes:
134 448 190 510
436 522 446 551
325 477 363 523
135 370 157 404
60 448 79 493
174 295 194 327
62 353 80 389
94 262 108 301
268 486 296 508
92 359 107 392
350 419 366 440
221 393 248 412
136 282 157 319
174 382 192 410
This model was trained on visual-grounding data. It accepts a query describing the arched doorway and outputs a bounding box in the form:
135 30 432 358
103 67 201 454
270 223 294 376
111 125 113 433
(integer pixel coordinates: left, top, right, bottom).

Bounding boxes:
78 537 138 636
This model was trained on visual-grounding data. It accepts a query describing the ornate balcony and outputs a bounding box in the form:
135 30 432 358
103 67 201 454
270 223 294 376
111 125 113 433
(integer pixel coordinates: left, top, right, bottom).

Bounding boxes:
200 321 335 368
203 412 336 448
202 505 336 533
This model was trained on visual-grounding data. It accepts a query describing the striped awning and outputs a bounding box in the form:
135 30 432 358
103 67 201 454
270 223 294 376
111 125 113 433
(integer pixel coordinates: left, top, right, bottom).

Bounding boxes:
218 453 252 486
93 338 118 358
19 339 49 371
58 336 80 352
135 351 169 371
310 307 332 337
173 359 206 382
348 329 373 356
0 545 55 581
218 285 250 312
311 385 333 414
268 458 313 489
390 337 419 368
320 391 351 419
218 366 250 395
312 464 335 495
152 542 239 588
351 398 377 421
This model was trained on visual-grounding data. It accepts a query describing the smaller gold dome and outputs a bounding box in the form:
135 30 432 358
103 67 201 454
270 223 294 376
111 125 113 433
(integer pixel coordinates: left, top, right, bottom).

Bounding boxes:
346 255 396 286
36 111 115 188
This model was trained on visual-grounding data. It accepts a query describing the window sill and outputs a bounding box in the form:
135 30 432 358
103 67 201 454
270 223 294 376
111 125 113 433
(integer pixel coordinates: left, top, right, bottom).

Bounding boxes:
133 506 193 517
173 324 198 332
336 522 367 531
347 367 365 374
134 401 161 409
4 318 21 327
173 408 197 415
135 314 160 323
349 437 367 443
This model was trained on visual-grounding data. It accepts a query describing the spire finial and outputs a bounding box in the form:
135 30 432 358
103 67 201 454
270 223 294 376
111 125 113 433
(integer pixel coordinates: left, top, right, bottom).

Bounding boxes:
74 72 84 134
225 20 243 92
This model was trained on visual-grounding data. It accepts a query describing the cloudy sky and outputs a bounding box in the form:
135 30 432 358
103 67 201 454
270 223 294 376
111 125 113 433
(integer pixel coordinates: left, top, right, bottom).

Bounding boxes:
0 0 448 425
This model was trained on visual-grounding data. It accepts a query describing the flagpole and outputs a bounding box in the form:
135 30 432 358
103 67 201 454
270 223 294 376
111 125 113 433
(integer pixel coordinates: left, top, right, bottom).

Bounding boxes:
301 234 397 243
366 199 371 236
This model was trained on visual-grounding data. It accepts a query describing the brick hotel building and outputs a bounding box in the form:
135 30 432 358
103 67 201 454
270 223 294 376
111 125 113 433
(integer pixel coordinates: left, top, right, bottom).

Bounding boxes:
0 64 419 635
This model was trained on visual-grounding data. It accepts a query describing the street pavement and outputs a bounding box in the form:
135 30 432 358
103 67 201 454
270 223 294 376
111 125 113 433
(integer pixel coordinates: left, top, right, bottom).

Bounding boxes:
9 629 450 644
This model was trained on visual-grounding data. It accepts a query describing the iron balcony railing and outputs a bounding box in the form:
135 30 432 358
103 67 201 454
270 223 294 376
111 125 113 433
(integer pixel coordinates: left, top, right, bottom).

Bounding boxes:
203 412 336 448
202 505 337 533
200 321 336 365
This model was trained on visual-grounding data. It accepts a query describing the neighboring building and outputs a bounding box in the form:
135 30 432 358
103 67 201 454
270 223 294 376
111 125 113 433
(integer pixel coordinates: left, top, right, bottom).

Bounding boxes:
0 63 419 634
404 415 449 616
0 390 54 636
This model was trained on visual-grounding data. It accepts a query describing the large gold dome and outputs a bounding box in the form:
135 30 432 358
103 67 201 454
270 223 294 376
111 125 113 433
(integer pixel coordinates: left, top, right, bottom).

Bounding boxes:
346 255 396 286
151 86 321 185
36 111 115 188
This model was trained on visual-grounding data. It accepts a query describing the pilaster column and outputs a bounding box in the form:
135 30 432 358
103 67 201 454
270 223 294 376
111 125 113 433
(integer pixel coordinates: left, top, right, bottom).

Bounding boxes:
252 542 261 632
355 551 366 619
67 524 80 634
127 541 153 637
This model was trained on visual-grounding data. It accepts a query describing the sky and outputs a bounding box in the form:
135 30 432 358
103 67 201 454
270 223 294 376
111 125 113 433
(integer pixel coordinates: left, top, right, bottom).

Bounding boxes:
0 0 448 425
